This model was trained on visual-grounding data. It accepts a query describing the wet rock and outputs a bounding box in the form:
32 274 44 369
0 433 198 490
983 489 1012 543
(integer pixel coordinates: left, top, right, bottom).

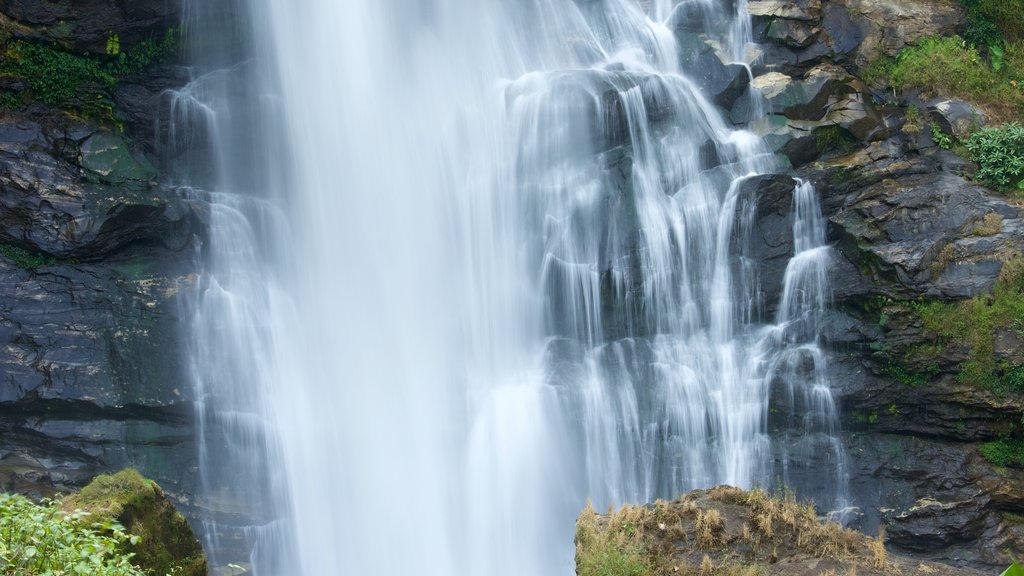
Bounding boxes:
676 32 751 109
767 18 820 48
828 172 1023 298
0 250 196 407
833 0 965 69
734 173 799 312
0 116 204 260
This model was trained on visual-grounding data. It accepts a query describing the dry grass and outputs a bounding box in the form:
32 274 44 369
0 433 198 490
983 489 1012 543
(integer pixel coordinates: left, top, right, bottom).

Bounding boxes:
973 212 1004 236
573 487 957 576
931 243 956 277
869 527 888 570
695 509 724 550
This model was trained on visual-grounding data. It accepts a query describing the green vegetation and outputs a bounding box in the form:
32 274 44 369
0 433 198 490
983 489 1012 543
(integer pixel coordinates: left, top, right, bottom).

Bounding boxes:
2 40 116 106
886 36 1024 120
0 492 145 576
814 125 854 155
64 469 206 576
930 121 954 149
980 437 1024 467
885 360 940 388
961 0 1024 44
0 243 55 270
576 502 648 576
917 256 1024 394
965 122 1024 190
0 28 179 122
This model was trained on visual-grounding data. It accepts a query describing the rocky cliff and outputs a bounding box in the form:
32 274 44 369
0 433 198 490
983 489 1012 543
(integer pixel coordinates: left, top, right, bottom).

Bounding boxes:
1 0 1022 572
738 0 1024 569
0 0 205 523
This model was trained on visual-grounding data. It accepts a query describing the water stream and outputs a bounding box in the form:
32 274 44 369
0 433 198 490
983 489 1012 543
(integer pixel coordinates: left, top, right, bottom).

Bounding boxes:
171 0 848 573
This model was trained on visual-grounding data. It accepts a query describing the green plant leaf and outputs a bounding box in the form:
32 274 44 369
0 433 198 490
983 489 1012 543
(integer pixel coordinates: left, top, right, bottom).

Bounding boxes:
999 560 1024 576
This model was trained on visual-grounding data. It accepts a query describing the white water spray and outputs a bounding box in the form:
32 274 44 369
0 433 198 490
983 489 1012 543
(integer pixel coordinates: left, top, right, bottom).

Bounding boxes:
174 0 848 573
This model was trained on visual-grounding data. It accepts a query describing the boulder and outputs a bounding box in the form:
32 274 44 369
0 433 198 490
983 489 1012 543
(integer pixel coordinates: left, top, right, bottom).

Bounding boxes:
928 99 990 141
64 469 206 576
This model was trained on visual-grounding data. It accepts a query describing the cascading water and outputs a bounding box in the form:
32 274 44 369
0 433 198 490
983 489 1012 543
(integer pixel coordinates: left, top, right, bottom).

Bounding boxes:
174 0 848 573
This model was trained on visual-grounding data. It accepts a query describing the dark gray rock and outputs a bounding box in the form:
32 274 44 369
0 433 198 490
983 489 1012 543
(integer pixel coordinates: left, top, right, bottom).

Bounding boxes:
0 117 204 260
828 172 1023 298
676 32 751 110
1 0 179 55
734 173 799 312
844 433 1024 568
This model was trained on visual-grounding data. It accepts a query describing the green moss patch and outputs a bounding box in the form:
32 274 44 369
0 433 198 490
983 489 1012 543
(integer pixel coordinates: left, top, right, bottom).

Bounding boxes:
64 469 206 576
917 256 1024 394
0 29 178 122
0 243 56 269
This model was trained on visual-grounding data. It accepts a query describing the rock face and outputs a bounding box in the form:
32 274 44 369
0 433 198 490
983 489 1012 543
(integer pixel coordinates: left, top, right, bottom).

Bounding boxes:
1 0 179 55
733 1 1024 570
0 0 205 539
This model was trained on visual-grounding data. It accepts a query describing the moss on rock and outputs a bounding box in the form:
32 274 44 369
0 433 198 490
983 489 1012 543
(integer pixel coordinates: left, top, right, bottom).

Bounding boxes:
64 469 206 576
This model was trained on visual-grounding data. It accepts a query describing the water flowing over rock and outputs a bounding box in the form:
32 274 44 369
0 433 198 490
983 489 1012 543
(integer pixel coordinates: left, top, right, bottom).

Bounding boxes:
178 0 848 573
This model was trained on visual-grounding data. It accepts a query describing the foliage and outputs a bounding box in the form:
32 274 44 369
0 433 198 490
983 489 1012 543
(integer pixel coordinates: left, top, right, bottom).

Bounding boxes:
814 125 854 154
961 0 1024 44
2 41 116 106
887 36 1024 120
980 438 1024 467
0 244 55 269
576 503 648 576
965 122 1024 190
105 29 179 79
930 122 954 149
0 28 179 119
0 493 145 576
917 256 1024 394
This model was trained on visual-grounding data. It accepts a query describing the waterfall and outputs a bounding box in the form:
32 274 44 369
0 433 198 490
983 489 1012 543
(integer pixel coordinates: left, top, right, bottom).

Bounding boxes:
173 0 848 573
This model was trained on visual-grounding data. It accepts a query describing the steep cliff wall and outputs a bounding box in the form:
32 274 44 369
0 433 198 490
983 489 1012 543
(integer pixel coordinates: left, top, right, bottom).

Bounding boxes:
0 0 205 520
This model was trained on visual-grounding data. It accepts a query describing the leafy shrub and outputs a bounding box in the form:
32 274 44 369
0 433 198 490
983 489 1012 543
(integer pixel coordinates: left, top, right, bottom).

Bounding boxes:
930 122 954 149
965 122 1024 190
0 493 145 576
